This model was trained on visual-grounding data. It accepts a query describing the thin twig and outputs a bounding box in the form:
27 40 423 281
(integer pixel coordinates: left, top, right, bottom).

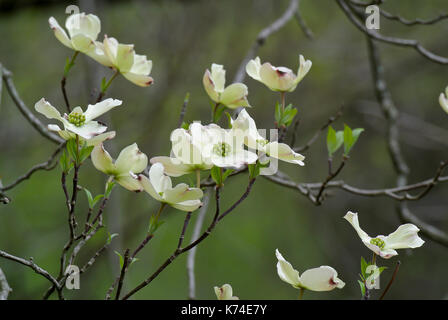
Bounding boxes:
336 0 448 65
379 261 401 300
1 65 63 144
177 93 190 128
114 249 130 300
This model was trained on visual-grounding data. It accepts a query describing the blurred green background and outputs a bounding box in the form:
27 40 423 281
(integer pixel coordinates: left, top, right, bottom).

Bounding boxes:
1 0 448 300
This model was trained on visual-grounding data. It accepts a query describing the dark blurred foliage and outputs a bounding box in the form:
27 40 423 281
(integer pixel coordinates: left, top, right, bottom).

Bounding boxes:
0 0 447 299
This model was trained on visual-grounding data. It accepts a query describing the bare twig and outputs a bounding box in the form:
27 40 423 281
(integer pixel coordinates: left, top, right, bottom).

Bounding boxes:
187 188 212 300
366 36 448 247
294 0 314 39
380 9 448 26
121 180 256 300
0 250 60 290
115 249 130 300
0 143 65 192
315 156 348 205
294 107 343 152
233 0 299 83
177 93 190 128
1 65 64 144
336 0 448 65
379 261 401 300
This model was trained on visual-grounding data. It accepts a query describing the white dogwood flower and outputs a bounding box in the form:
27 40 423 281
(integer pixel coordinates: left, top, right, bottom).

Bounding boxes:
275 249 345 292
91 143 148 192
49 13 100 53
138 163 203 212
246 55 312 92
214 284 239 300
232 109 305 166
92 36 153 87
35 98 122 142
343 211 425 259
201 124 258 169
203 64 251 109
151 123 214 177
439 86 448 114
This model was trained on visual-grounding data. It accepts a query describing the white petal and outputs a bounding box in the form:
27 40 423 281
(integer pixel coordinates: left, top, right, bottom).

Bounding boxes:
150 156 194 177
116 173 144 192
300 266 345 292
265 142 305 166
85 131 116 146
122 72 154 87
343 211 372 244
149 163 172 194
84 98 122 122
275 249 301 288
164 183 203 204
210 63 226 93
220 83 251 109
137 174 162 201
384 224 425 250
66 13 100 41
48 17 73 49
64 120 107 140
130 54 152 75
245 56 262 81
439 92 448 114
115 143 148 174
171 200 202 212
70 34 95 53
214 284 238 300
91 144 116 175
289 54 312 92
35 98 62 120
86 41 113 67
260 62 296 92
203 69 219 102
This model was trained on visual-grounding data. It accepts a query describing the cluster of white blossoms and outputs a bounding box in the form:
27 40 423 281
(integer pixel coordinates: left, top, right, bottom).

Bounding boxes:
439 86 448 114
35 11 428 300
49 13 153 86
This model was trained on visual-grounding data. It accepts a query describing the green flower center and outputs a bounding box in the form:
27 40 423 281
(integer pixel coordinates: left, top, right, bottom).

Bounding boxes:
257 139 268 147
213 142 231 157
68 112 86 127
370 238 385 249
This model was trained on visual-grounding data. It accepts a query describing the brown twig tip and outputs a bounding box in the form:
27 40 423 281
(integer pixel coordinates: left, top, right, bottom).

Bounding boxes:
379 261 401 300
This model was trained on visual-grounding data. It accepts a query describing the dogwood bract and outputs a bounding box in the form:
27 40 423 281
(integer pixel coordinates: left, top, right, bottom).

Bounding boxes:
35 98 121 143
138 163 203 212
200 124 258 169
91 143 148 192
343 211 425 259
275 249 345 292
214 284 239 300
232 109 305 166
89 36 153 87
203 64 251 109
49 13 100 54
150 123 214 177
246 55 312 92
439 86 448 114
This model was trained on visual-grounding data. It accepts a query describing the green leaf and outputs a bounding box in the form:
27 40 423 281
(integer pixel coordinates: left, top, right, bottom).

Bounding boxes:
343 124 364 155
213 105 225 123
360 256 368 279
107 232 119 244
66 138 78 163
358 280 366 297
59 150 72 173
92 194 104 207
327 126 344 156
275 102 282 124
210 166 222 186
79 145 94 164
225 112 233 129
114 251 124 269
83 188 94 208
248 162 260 179
105 180 116 198
181 121 189 130
222 169 234 183
280 104 297 127
100 77 107 92
148 215 165 234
